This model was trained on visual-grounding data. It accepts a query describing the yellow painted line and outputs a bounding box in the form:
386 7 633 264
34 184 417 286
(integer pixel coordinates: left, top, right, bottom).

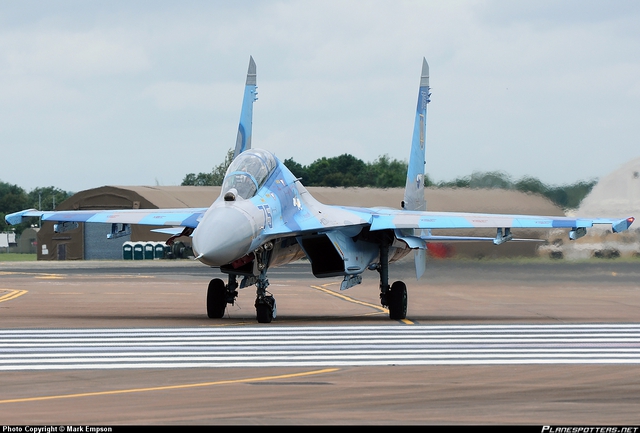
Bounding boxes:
0 368 339 404
0 289 28 303
310 283 415 324
311 283 387 313
35 274 64 279
0 271 61 278
0 272 152 279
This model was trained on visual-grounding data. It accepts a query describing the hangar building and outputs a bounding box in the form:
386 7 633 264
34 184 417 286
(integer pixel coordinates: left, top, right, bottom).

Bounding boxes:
577 157 640 219
538 157 640 259
37 186 217 260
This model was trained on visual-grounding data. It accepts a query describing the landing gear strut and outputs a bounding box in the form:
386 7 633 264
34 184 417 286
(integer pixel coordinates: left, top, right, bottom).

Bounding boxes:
206 275 238 318
254 243 276 323
377 241 408 320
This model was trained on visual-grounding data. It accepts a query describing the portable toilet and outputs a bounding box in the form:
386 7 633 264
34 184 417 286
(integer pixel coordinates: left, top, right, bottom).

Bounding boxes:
144 242 155 260
154 242 166 259
133 242 144 260
122 242 134 260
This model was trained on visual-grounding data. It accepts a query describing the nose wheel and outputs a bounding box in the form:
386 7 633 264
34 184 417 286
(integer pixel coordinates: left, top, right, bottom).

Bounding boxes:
206 276 238 319
255 293 276 323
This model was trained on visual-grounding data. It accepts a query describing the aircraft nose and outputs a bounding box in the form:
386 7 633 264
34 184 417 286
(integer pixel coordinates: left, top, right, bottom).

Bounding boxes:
192 206 255 266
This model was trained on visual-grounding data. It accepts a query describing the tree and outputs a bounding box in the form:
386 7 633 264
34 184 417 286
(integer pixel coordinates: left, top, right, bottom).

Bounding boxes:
544 179 597 210
515 176 547 196
182 149 234 186
0 181 29 234
178 152 597 210
283 158 308 181
27 187 72 211
438 176 471 188
285 153 410 188
365 155 408 188
469 171 513 189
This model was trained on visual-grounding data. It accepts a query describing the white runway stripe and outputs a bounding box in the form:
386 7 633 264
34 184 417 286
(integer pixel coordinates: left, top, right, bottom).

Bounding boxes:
1 325 640 370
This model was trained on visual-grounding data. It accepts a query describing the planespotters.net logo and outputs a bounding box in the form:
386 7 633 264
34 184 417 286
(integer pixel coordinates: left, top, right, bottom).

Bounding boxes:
542 428 638 433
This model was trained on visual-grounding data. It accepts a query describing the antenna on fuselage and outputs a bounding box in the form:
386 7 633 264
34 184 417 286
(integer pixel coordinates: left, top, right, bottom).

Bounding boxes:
233 56 258 161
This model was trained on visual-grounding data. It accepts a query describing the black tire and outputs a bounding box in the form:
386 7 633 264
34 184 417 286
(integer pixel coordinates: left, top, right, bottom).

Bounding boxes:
207 278 226 318
255 295 275 323
256 303 273 323
388 281 407 320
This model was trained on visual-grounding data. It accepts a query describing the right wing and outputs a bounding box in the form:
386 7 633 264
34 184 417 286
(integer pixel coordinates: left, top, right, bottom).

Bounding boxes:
5 208 208 228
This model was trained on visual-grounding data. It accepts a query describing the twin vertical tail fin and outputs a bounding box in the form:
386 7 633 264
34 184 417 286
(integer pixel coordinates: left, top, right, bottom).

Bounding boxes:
403 58 431 279
403 58 430 211
233 56 258 160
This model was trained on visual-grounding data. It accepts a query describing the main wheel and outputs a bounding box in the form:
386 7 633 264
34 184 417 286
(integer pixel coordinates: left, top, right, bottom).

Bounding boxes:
255 295 276 323
207 278 227 318
256 304 272 323
388 281 407 320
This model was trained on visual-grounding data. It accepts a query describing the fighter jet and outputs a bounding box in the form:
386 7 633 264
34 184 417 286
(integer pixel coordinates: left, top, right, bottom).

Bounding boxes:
6 57 635 323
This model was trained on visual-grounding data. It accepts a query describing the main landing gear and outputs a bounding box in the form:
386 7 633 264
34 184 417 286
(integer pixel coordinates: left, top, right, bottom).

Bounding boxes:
377 242 408 320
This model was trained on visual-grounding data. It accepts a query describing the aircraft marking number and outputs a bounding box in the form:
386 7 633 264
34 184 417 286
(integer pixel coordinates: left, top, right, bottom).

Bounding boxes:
258 204 273 229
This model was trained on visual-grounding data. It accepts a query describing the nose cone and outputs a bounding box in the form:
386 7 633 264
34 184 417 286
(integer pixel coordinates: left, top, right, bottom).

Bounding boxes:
192 206 255 266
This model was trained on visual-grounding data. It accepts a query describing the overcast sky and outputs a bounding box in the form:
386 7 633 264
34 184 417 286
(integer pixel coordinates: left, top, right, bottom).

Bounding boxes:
1 1 639 192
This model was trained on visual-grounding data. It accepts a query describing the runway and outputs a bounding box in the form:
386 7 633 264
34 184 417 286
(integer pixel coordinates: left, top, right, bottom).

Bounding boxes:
3 325 640 370
1 259 640 424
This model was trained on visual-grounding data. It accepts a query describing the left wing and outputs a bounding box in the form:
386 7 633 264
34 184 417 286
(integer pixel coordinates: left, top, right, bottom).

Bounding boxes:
256 201 634 243
5 208 207 228
366 209 635 234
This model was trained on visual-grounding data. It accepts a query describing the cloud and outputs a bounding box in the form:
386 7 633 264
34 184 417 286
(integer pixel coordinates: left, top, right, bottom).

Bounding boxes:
1 1 640 191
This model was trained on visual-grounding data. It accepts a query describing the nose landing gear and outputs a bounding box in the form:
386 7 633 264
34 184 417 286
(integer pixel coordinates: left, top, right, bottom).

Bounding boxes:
206 275 239 319
254 246 276 323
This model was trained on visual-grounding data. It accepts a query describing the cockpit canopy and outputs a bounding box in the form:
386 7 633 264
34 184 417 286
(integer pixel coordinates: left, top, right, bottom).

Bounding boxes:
221 149 277 199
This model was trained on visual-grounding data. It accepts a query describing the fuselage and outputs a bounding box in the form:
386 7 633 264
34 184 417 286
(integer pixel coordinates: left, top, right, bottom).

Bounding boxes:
191 148 413 277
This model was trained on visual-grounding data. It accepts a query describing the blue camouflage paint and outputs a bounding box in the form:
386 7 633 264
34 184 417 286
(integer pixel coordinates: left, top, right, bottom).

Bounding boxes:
259 164 303 233
233 56 258 159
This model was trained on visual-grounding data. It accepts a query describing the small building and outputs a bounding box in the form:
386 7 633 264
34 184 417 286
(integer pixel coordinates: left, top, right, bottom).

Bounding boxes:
17 227 39 254
0 231 16 252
